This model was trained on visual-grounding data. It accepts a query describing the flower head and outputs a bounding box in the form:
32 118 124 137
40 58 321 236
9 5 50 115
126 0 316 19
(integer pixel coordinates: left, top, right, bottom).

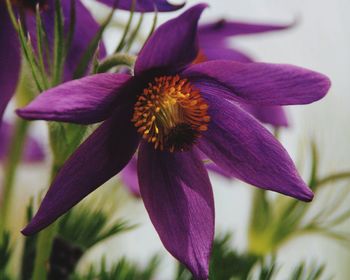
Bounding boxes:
18 4 331 279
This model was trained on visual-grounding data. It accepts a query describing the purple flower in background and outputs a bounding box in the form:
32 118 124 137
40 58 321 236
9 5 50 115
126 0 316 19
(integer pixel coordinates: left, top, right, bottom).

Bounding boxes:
96 0 185 12
18 4 330 278
0 0 105 124
196 19 294 127
0 121 45 163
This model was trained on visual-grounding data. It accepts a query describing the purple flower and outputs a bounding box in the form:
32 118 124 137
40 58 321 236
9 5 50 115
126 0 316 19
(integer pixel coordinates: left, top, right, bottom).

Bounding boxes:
0 121 45 163
17 4 330 279
197 19 294 127
0 0 105 124
96 0 185 12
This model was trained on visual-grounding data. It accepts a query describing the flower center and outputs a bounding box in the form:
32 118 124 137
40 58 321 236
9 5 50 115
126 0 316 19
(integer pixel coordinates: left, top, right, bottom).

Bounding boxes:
132 75 210 152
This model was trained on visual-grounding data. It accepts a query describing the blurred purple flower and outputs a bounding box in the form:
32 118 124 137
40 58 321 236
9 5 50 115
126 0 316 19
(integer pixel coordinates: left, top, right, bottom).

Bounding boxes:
196 19 293 127
0 121 45 163
0 0 105 124
17 4 330 278
96 0 185 12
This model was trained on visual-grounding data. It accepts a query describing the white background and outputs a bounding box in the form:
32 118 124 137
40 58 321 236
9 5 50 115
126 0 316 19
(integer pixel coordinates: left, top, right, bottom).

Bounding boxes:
10 0 350 278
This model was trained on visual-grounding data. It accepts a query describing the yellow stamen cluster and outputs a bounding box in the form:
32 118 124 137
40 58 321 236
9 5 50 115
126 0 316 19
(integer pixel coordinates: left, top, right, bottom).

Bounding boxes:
132 75 210 152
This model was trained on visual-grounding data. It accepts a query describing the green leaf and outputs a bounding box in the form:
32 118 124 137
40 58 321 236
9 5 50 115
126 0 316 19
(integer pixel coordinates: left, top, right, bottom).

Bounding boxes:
0 232 11 273
71 255 159 280
64 0 76 58
20 199 38 280
289 262 326 280
52 0 65 86
308 141 319 190
56 184 135 250
35 4 50 89
17 19 44 92
73 6 116 79
125 13 144 52
176 233 259 280
115 0 136 53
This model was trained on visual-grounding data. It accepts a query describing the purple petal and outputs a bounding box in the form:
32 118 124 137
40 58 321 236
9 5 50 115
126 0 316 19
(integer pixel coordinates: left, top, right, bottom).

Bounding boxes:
138 143 214 279
0 4 20 121
120 156 141 197
198 94 313 201
205 162 233 179
198 19 293 47
23 133 46 163
134 4 207 75
0 121 45 163
201 47 253 63
17 74 131 124
22 107 139 235
183 61 331 106
241 104 289 127
96 0 185 12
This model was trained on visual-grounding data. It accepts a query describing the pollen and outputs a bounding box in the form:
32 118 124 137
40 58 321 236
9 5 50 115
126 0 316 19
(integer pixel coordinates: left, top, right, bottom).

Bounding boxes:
132 75 210 152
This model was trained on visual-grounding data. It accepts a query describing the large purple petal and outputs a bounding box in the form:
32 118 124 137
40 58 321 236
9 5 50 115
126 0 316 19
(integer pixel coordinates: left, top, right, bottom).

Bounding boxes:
22 106 139 235
138 143 214 279
120 156 141 197
0 4 20 121
241 104 289 127
183 61 331 106
198 94 313 201
96 0 185 12
17 74 131 124
134 4 207 75
198 19 293 47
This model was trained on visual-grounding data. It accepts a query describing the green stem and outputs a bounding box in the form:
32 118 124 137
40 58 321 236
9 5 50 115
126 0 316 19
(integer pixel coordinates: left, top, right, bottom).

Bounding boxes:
0 119 29 234
97 53 136 73
31 123 71 279
32 222 58 280
31 167 60 280
316 172 350 188
115 0 136 53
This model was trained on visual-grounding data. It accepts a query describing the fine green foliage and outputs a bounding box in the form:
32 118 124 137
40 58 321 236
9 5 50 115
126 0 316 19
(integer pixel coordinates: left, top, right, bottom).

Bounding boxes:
21 200 38 280
0 232 11 280
57 205 133 250
71 256 159 280
72 4 116 79
248 141 350 255
176 233 328 280
289 262 326 280
176 233 259 280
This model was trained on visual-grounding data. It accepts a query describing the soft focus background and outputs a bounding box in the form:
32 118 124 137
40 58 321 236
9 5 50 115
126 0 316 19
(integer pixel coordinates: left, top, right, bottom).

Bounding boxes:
5 0 350 278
